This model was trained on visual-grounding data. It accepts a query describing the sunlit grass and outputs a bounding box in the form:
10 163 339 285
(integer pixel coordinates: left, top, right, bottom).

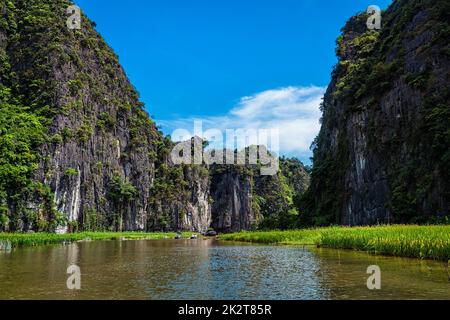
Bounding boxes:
0 232 194 249
219 229 322 245
220 225 450 261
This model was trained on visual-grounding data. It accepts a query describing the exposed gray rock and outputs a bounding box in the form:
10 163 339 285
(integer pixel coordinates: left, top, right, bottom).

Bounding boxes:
304 0 449 225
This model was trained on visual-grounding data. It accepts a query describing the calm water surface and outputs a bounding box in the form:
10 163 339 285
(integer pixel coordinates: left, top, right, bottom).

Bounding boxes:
0 239 448 300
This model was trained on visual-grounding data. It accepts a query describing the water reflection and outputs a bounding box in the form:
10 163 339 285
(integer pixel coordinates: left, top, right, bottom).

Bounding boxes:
311 247 450 300
0 240 448 300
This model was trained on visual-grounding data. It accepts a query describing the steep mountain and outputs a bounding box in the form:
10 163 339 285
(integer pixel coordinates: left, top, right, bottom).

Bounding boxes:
0 0 310 233
0 0 189 232
301 0 449 225
0 0 215 233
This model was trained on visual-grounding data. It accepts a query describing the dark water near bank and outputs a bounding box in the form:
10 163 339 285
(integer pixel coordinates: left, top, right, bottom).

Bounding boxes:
0 239 448 300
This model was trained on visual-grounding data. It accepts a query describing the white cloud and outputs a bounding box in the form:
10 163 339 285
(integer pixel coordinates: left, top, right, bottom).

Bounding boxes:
158 85 326 162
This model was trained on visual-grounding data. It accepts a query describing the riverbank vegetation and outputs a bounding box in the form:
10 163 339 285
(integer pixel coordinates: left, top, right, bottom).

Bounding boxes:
219 225 450 261
0 232 193 249
2 226 449 262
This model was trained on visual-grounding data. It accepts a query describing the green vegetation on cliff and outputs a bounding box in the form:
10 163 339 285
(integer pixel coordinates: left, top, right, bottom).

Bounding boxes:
0 88 56 231
256 157 310 230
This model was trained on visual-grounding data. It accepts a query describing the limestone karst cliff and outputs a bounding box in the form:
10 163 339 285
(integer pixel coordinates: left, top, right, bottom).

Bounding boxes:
301 0 449 225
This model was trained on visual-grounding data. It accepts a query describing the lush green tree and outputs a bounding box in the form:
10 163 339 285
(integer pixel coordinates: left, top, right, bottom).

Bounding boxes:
107 174 137 231
0 88 47 231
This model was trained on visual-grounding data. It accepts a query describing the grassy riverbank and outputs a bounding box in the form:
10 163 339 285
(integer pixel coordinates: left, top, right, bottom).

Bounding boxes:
219 225 450 261
2 226 449 261
0 232 193 249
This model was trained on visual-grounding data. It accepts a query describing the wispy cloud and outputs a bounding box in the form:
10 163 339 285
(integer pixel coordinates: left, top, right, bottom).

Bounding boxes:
158 86 326 162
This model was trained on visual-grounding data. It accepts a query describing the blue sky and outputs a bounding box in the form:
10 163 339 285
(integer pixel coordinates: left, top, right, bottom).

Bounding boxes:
75 0 392 163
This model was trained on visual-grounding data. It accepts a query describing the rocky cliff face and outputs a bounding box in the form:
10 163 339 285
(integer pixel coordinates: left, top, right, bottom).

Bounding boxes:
210 167 256 232
302 0 449 225
210 156 310 232
0 0 310 233
149 157 212 233
0 0 214 233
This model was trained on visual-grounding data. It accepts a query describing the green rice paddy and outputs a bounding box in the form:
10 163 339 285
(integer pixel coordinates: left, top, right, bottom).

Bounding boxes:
219 225 450 261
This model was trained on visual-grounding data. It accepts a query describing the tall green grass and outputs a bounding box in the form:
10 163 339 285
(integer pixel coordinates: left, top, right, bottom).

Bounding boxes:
220 225 450 261
0 232 191 249
219 229 322 245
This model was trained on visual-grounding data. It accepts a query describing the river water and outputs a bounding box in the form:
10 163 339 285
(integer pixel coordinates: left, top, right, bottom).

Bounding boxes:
0 239 448 300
